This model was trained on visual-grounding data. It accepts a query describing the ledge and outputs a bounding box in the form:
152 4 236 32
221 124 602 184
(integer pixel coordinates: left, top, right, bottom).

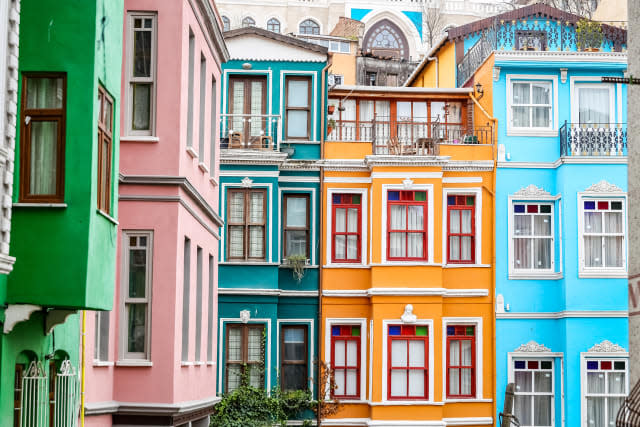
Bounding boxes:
115 360 153 367
370 401 444 406
181 361 195 367
507 129 557 137
219 261 281 266
0 253 16 274
323 264 371 269
443 264 491 269
120 136 159 143
509 271 563 280
198 162 209 173
186 146 199 158
579 270 627 279
209 176 219 187
92 361 114 367
97 209 118 225
444 398 493 403
13 202 67 208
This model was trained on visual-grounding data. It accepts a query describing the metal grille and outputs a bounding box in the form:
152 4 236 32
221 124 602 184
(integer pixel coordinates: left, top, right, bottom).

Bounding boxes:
20 361 47 427
53 360 79 427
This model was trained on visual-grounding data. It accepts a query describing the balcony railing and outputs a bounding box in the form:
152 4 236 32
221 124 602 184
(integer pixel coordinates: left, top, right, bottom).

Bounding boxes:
327 117 493 155
560 122 627 157
220 114 281 151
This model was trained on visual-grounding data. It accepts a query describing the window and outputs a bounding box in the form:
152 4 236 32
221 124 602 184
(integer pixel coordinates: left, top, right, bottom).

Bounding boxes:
285 76 311 140
94 311 110 362
447 196 475 264
222 16 230 32
362 19 409 60
226 324 264 392
228 76 267 146
227 189 266 261
127 14 156 135
207 255 214 362
585 359 627 427
329 74 343 86
446 325 475 398
576 84 613 125
387 191 427 261
97 86 113 214
299 19 319 35
516 31 547 51
283 194 309 259
511 81 552 129
14 363 25 427
210 76 217 176
332 194 361 263
331 325 360 399
195 247 203 361
19 73 66 203
198 55 206 162
513 359 554 427
281 325 308 392
267 18 280 33
187 30 195 150
366 71 377 86
181 237 190 361
242 17 255 28
512 203 553 271
582 199 624 269
388 324 428 399
122 232 153 360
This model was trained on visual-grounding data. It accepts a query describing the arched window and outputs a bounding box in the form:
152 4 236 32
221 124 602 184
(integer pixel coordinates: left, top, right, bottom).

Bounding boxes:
362 19 409 60
299 19 320 35
242 16 255 28
222 16 230 32
267 18 281 33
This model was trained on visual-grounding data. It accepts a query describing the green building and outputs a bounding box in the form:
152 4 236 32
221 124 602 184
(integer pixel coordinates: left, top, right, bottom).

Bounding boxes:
0 0 123 425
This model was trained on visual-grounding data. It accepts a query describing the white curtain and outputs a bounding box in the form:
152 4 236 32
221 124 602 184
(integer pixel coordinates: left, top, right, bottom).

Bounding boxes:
513 214 531 269
390 205 406 258
29 121 58 195
407 206 424 258
605 212 623 268
461 210 472 261
408 341 425 397
346 341 357 395
347 208 358 259
449 210 460 261
231 81 245 133
579 87 610 125
390 340 407 396
461 340 472 395
512 83 530 128
585 212 603 267
335 208 346 259
248 192 264 258
514 395 532 426
449 341 460 395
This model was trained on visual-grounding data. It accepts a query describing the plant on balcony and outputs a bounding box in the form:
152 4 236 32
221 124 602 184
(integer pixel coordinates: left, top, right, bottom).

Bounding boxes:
281 143 295 156
327 118 336 136
327 105 336 115
576 19 603 52
285 254 308 283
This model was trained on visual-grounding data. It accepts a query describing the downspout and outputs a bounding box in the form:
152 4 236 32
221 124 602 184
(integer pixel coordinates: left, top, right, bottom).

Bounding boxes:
427 56 439 88
318 53 332 427
80 310 86 427
469 92 497 423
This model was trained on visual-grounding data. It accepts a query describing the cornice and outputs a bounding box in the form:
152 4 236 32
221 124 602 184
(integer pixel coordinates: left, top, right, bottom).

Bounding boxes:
587 340 626 353
494 50 627 64
443 160 494 172
513 340 552 353
190 0 230 62
280 160 320 172
365 155 450 168
220 149 288 166
584 180 624 193
85 395 221 417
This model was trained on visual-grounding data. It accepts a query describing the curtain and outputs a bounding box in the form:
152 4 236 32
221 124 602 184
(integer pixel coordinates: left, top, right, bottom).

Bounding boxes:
346 341 358 395
514 371 533 426
534 239 552 269
251 82 264 136
450 210 460 261
359 101 374 141
249 193 264 258
605 212 623 267
407 206 424 258
408 341 424 397
449 341 460 395
579 87 610 125
347 208 358 260
335 208 346 259
132 83 151 131
375 101 390 145
461 210 472 261
390 340 407 397
231 81 244 133
229 192 245 258
512 83 531 127
534 395 552 426
587 396 605 427
390 205 406 258
248 328 262 362
461 340 472 395
29 121 58 195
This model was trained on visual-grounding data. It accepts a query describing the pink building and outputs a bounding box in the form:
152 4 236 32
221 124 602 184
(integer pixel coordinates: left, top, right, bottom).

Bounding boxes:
84 1 228 426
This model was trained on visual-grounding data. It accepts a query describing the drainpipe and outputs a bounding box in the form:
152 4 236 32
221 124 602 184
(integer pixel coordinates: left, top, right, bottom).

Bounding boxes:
427 56 439 87
80 310 86 427
318 53 332 427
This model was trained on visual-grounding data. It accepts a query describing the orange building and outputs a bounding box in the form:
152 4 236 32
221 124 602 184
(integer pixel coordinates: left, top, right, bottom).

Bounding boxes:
321 85 496 426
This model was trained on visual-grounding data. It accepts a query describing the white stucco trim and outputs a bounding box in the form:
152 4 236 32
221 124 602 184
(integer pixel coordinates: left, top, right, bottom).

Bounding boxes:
278 186 316 265
325 187 368 267
276 318 315 392
322 288 488 298
496 310 628 319
441 187 482 266
324 318 368 401
441 317 483 401
506 74 559 137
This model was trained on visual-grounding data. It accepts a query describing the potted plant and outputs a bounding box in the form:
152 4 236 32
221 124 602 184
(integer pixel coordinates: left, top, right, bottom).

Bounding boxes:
285 254 308 283
327 118 336 136
576 19 603 52
327 105 336 115
281 143 295 156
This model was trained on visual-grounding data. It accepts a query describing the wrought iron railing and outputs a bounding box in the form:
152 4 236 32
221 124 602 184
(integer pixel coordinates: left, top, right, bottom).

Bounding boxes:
53 360 80 427
327 117 493 155
20 361 48 427
457 28 496 87
559 122 627 157
219 114 281 151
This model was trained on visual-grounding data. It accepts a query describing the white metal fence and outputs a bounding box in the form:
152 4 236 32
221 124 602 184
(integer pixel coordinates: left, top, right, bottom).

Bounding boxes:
53 360 79 427
20 361 47 427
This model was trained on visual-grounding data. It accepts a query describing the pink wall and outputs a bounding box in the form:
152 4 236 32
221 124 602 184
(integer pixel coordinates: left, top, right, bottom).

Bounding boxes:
85 0 223 422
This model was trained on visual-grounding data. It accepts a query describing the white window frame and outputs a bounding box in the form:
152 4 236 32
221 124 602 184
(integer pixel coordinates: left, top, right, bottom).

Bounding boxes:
506 75 558 137
570 77 616 125
119 231 153 361
510 357 556 427
324 318 367 401
381 318 434 404
442 188 483 267
578 192 627 278
381 183 434 265
580 343 629 427
325 188 368 268
441 317 483 401
125 13 157 137
508 187 562 280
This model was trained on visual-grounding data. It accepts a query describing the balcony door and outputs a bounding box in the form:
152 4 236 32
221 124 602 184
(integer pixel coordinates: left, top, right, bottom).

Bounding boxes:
228 76 267 147
573 83 614 127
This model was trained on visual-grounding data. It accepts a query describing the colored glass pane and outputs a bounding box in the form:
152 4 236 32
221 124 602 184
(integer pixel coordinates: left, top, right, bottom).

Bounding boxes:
341 326 351 336
466 326 474 336
333 194 341 204
601 361 612 370
587 361 598 370
447 326 455 336
415 191 427 201
352 194 361 204
598 201 609 210
614 361 625 370
466 196 475 206
332 326 340 336
514 360 525 369
416 326 428 336
527 205 539 213
541 361 552 369
540 205 551 213
352 326 360 337
611 201 622 210
388 191 400 201
528 360 539 369
584 201 596 210
514 205 525 213
448 196 456 205
389 326 401 336
401 325 415 335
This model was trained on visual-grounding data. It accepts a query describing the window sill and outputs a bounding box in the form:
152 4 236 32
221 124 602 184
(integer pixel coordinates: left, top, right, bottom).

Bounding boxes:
97 209 118 225
209 176 219 187
198 162 209 173
92 360 114 367
115 360 152 367
509 271 562 280
507 128 557 137
579 269 627 279
13 202 67 208
220 261 280 266
323 264 371 269
186 146 199 158
371 400 443 406
443 264 491 268
120 135 159 143
207 361 216 366
371 262 440 267
181 361 195 367
281 140 320 145
194 361 205 366
444 398 493 403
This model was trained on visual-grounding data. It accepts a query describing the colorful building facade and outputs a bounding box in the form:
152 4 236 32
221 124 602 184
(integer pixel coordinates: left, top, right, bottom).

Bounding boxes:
216 27 327 410
408 4 630 426
321 85 496 426
0 0 123 424
83 1 228 426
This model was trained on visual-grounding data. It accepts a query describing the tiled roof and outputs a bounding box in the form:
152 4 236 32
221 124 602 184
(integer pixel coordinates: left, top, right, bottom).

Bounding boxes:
330 17 364 38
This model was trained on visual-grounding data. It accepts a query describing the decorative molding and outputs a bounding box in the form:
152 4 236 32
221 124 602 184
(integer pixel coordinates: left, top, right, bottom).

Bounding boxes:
239 310 251 323
513 184 551 198
220 149 288 166
402 178 414 190
3 304 41 334
322 288 489 298
84 395 221 417
497 310 628 319
584 180 624 193
560 67 567 83
401 304 417 323
365 155 449 168
514 340 551 353
496 294 505 313
493 66 500 82
443 160 494 172
587 340 626 353
241 177 253 188
495 50 628 64
45 310 77 335
218 288 319 297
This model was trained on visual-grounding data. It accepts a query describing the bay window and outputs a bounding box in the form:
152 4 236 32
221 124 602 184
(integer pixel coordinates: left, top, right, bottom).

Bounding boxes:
332 194 361 263
281 325 308 392
584 359 627 427
388 324 428 399
227 189 266 261
19 73 66 203
582 199 625 270
447 195 475 263
446 325 475 398
511 81 552 129
331 325 361 399
285 76 311 140
127 13 156 135
513 359 554 427
387 191 427 261
226 324 264 392
513 203 553 271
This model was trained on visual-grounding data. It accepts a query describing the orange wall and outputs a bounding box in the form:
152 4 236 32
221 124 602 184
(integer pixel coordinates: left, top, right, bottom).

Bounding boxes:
410 41 457 89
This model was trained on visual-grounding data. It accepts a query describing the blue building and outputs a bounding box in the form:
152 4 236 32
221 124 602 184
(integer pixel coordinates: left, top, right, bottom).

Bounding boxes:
216 27 327 402
447 5 629 426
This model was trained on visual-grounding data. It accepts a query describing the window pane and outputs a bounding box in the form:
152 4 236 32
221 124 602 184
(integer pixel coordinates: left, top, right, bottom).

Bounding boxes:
127 304 146 353
335 235 346 259
408 341 424 367
229 192 245 223
514 239 531 269
249 226 264 258
407 233 423 258
408 371 424 397
129 248 147 298
286 230 307 257
346 341 357 365
283 328 305 361
449 210 460 233
229 226 244 258
390 233 406 258
514 215 532 236
407 206 423 231
27 77 63 109
461 237 472 260
609 397 624 425
286 197 307 227
335 369 345 395
532 107 550 127
391 340 407 367
534 215 552 236
347 208 358 233
346 369 357 395
133 29 152 77
449 340 460 365
248 364 262 388
347 236 358 260
461 368 472 395
609 372 626 394
390 370 407 396
512 106 530 128
249 192 264 223
605 212 623 233
450 236 460 260
288 80 309 107
513 83 530 104
585 212 603 233
514 395 532 426
287 110 308 138
132 83 151 130
461 340 472 365
335 340 345 366
588 372 606 393
579 87 610 124
283 364 307 391
534 239 551 269
461 210 472 233
587 396 605 427
605 236 623 267
534 371 552 393
532 83 550 104
515 371 532 393
449 368 460 395
227 327 242 361
533 395 552 426
29 121 58 195
585 236 603 267
248 328 263 362
335 208 346 232
390 205 406 230
227 365 242 391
